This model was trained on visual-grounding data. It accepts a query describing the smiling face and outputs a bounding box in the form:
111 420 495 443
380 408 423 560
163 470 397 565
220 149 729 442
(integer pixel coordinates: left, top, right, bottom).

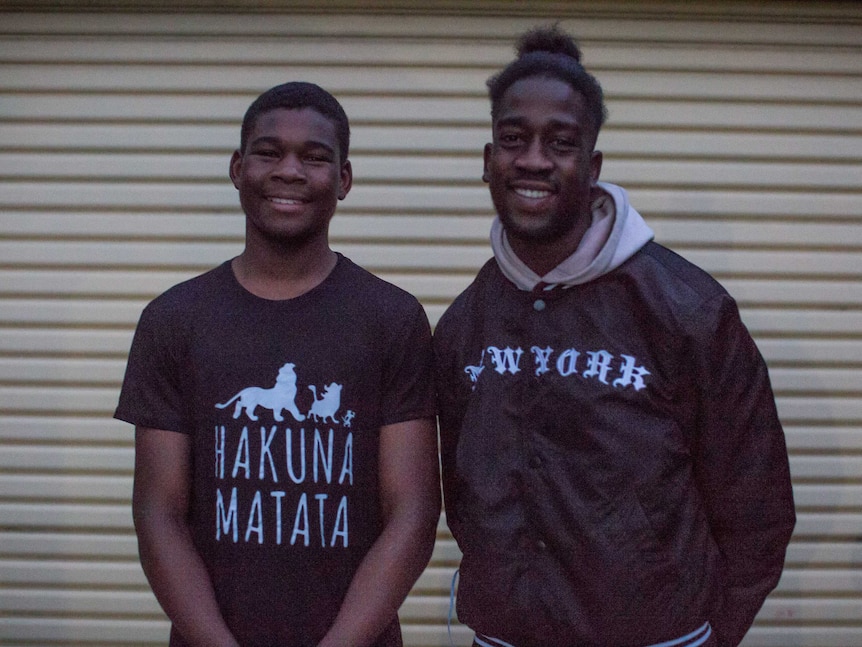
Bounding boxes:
229 107 352 251
484 76 602 272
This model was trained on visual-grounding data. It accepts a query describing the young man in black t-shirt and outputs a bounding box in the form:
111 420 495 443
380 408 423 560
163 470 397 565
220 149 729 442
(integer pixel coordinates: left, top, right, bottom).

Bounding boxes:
117 82 439 647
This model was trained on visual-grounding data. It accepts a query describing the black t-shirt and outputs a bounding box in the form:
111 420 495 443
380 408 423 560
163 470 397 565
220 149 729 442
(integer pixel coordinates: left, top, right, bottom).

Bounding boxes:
116 255 434 647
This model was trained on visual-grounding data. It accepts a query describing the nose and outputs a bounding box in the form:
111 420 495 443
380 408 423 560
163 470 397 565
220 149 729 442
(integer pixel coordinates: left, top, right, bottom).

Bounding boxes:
272 153 306 181
515 138 553 173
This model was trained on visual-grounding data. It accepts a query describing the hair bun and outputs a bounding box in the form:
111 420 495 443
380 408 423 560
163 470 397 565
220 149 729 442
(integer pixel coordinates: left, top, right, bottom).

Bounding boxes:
516 24 583 62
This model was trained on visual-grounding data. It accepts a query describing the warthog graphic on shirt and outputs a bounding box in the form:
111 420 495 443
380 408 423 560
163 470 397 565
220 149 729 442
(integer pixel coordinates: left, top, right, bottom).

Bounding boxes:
215 362 305 422
307 382 342 424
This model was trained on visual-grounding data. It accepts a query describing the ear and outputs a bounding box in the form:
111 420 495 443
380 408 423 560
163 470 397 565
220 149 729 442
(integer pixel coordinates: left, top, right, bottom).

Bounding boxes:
229 150 243 189
338 160 353 200
482 142 493 183
589 149 603 185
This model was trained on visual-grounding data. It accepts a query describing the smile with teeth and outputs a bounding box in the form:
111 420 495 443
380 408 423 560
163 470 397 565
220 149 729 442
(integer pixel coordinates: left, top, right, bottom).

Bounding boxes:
268 197 304 205
514 188 552 199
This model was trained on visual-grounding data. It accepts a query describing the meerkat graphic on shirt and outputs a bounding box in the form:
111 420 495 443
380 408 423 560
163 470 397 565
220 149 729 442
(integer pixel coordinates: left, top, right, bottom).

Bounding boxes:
212 361 358 550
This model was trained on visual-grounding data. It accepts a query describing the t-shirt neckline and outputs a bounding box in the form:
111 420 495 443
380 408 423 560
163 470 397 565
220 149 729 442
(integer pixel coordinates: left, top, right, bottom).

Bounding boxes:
223 252 344 305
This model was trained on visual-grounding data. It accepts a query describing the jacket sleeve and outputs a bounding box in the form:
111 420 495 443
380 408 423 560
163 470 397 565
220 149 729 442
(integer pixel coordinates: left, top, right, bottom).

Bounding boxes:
433 313 470 542
691 294 796 647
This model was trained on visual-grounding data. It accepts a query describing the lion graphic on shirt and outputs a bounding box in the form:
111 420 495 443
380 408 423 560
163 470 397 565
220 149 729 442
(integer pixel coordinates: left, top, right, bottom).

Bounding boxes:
307 382 342 424
215 362 305 422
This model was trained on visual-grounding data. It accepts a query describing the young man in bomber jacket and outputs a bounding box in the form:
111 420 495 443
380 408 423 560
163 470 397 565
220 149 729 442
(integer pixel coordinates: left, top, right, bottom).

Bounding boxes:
434 25 795 647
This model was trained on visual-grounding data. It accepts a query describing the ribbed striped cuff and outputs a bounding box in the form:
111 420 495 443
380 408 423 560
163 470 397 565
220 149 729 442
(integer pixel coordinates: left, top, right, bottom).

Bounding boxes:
474 620 712 647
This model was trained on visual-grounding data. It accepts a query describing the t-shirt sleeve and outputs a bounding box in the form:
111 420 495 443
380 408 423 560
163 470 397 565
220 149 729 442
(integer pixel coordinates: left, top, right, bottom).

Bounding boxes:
114 300 190 433
378 298 435 426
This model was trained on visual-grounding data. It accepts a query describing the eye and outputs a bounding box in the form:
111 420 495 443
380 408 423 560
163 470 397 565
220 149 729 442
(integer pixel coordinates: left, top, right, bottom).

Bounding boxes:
303 149 334 164
251 147 280 158
550 137 577 152
304 154 330 164
498 132 523 148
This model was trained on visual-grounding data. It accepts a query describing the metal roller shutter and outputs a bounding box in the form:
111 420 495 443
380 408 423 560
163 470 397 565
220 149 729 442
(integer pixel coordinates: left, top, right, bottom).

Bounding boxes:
0 2 860 645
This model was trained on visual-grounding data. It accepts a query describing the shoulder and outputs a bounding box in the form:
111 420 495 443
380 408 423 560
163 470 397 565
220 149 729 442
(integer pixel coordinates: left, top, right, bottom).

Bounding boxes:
636 242 726 296
621 242 745 339
332 254 427 317
435 258 499 337
626 242 731 309
139 262 232 324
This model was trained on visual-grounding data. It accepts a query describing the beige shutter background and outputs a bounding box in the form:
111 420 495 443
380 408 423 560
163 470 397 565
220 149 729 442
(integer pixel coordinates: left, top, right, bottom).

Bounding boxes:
0 1 860 645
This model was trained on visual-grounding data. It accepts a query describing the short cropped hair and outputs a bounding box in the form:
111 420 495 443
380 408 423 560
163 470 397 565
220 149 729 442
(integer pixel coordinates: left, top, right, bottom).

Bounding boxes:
487 25 607 146
239 81 351 160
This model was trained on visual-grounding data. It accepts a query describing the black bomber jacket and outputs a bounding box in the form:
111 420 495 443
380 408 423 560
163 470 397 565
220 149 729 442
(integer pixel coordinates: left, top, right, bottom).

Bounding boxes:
434 243 796 647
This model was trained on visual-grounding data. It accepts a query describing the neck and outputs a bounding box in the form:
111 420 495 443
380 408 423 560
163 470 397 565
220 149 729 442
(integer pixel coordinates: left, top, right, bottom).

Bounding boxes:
232 239 338 301
506 217 591 278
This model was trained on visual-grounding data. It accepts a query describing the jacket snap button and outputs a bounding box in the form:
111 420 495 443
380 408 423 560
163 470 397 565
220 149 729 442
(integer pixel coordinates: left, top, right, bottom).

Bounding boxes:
533 299 546 311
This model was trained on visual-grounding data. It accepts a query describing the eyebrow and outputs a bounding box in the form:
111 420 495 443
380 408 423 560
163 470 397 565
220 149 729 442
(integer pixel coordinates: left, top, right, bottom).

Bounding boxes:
249 135 336 154
495 116 581 133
